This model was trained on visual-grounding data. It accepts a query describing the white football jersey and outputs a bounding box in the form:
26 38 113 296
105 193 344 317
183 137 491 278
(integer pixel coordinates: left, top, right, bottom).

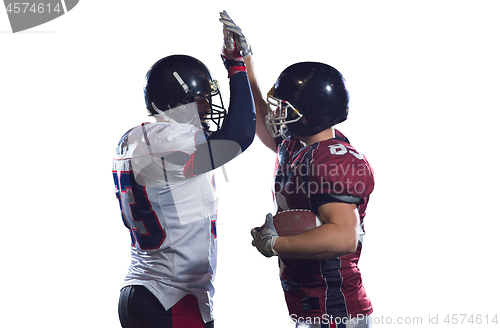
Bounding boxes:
112 121 218 323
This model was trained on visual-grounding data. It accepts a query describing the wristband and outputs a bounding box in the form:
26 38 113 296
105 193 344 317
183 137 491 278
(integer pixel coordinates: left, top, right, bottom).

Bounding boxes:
221 55 247 77
270 235 279 256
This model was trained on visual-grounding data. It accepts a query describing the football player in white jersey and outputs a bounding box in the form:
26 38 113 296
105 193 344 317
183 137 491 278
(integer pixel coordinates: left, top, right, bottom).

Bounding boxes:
113 25 256 328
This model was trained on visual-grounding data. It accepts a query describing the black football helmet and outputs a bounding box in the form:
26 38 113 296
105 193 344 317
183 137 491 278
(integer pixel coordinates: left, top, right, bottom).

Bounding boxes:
144 55 226 132
266 62 349 138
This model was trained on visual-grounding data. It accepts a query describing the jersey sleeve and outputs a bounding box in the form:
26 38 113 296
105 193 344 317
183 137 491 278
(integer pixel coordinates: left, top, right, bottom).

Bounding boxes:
308 141 375 209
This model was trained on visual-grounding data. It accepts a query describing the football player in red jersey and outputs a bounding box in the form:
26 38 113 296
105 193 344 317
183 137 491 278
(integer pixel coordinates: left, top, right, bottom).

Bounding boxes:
220 11 375 328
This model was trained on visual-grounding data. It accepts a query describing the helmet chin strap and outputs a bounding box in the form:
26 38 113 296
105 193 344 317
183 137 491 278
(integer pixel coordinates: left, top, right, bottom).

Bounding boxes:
279 125 292 141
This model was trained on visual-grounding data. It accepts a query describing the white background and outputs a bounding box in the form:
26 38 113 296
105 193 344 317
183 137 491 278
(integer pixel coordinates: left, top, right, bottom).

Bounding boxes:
1 1 499 327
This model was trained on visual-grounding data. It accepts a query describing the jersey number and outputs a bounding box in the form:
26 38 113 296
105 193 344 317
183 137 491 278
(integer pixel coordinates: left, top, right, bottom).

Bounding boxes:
113 171 166 250
328 143 364 160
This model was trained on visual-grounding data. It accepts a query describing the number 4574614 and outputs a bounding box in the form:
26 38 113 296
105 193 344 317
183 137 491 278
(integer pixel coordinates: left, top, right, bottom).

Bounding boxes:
6 2 62 14
444 314 498 325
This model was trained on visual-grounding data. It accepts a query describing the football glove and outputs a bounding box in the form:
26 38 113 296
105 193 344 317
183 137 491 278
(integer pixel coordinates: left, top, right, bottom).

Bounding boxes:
251 213 279 257
220 27 246 77
219 10 252 58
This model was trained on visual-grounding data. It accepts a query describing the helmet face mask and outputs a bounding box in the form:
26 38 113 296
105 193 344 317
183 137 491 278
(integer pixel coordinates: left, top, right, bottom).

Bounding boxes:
196 81 226 132
265 87 303 139
144 55 227 132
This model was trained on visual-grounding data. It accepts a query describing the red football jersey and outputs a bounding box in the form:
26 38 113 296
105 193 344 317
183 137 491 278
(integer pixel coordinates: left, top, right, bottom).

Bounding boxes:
273 129 375 321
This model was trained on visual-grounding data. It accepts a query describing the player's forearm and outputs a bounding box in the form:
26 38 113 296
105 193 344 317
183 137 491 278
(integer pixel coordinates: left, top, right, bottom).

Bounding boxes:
244 56 266 116
273 223 358 259
209 71 256 151
244 55 278 151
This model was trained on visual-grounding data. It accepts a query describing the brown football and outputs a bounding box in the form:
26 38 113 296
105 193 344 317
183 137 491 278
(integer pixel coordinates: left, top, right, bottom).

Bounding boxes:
273 209 322 236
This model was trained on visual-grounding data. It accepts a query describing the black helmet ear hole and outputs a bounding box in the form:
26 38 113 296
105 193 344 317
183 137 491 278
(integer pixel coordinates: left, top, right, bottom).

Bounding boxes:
300 115 309 124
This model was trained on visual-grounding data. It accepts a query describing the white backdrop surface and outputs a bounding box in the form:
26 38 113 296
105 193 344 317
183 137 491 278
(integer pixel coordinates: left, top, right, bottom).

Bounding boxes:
1 1 499 327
